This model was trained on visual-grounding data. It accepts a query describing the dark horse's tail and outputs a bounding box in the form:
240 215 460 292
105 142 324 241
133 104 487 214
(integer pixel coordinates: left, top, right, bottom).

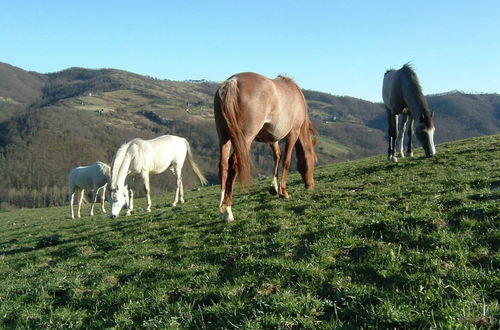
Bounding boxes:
217 78 252 184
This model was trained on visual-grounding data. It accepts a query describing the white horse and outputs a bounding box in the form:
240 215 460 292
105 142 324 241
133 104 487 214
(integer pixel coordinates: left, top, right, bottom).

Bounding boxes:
109 135 208 218
68 161 110 219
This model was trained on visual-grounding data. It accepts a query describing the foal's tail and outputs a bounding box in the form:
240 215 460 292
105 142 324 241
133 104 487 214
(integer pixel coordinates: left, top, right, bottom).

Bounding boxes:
184 139 208 185
217 78 252 184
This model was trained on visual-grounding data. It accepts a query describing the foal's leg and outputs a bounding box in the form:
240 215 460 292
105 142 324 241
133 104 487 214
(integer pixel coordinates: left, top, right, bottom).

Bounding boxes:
89 188 98 216
77 189 85 218
69 189 76 219
279 131 300 199
397 114 408 159
406 117 414 157
269 142 281 196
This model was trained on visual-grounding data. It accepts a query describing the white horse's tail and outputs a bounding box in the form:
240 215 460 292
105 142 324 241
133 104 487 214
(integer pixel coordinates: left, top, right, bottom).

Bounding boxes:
184 139 208 185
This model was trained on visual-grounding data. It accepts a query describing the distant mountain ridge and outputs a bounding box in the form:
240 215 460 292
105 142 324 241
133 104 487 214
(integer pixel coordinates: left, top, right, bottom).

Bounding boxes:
0 62 499 208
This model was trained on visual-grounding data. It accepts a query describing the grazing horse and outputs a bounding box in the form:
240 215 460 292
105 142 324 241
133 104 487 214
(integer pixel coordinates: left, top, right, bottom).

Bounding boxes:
214 72 317 222
383 64 436 161
109 135 208 218
68 161 110 219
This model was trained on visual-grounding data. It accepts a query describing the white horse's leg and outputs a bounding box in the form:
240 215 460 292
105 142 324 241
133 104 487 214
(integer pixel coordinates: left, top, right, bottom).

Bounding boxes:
69 191 75 219
77 189 85 218
100 184 106 213
172 163 184 206
171 167 180 207
143 174 151 212
179 174 184 204
126 188 134 216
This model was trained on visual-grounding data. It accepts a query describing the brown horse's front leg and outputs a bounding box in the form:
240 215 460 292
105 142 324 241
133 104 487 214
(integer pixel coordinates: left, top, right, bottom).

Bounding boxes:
268 142 281 196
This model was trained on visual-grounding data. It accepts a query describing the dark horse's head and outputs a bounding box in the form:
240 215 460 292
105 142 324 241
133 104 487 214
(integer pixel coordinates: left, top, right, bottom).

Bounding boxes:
296 119 318 189
416 112 436 157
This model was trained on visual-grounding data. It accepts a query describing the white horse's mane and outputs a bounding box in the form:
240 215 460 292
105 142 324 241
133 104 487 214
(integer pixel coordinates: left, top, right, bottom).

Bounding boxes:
111 141 133 188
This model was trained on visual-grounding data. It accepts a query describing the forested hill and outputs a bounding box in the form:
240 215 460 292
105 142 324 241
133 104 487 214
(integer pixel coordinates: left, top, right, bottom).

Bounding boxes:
0 62 499 208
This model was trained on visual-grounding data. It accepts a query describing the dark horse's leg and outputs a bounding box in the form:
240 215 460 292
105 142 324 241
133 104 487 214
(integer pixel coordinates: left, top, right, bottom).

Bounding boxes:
407 116 414 157
269 142 281 196
386 108 398 162
219 140 236 222
397 113 408 159
279 130 300 199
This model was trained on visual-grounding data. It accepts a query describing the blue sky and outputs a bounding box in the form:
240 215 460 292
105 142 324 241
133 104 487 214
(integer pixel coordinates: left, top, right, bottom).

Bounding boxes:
1 0 499 101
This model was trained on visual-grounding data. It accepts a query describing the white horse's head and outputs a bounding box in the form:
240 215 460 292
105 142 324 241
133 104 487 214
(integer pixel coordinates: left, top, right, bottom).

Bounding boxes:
109 185 128 218
416 114 436 157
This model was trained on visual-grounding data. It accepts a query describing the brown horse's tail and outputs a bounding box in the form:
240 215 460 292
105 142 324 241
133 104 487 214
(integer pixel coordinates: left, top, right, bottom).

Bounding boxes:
218 78 252 184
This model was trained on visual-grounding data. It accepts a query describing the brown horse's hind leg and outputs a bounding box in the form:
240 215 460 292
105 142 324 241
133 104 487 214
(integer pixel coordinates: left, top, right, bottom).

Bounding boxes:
279 131 300 199
219 141 236 222
269 142 281 196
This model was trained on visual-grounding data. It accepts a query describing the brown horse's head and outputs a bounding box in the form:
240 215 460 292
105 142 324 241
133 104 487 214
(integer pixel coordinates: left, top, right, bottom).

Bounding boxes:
296 119 318 189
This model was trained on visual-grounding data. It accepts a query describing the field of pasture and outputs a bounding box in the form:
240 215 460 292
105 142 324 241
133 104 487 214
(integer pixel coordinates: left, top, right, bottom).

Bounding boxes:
1 134 499 328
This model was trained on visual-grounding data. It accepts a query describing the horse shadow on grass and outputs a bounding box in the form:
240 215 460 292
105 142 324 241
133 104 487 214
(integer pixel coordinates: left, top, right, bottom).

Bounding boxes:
0 220 140 258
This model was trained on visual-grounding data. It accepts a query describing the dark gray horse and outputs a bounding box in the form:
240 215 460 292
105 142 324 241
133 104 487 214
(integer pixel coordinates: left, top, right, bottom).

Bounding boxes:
383 64 436 161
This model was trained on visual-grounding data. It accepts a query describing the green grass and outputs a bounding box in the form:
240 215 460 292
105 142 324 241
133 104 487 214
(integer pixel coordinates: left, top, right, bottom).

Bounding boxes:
316 136 351 157
1 134 499 329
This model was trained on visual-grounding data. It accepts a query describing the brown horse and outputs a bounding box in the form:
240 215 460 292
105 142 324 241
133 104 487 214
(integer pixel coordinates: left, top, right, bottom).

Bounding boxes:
214 72 317 222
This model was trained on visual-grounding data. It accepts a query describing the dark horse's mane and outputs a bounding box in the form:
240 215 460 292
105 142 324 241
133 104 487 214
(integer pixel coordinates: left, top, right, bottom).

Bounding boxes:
401 63 423 94
401 63 433 126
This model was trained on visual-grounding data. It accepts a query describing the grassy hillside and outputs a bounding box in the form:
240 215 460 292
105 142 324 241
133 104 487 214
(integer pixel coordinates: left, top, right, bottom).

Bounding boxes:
0 62 499 210
1 134 498 328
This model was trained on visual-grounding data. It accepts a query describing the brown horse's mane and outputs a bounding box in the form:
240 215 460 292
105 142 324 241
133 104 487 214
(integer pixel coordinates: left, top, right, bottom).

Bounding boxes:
276 74 294 81
276 75 318 147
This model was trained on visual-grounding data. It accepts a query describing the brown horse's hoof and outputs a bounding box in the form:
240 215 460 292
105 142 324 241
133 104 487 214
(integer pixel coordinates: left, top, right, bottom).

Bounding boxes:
279 192 289 199
268 186 278 195
220 206 234 222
